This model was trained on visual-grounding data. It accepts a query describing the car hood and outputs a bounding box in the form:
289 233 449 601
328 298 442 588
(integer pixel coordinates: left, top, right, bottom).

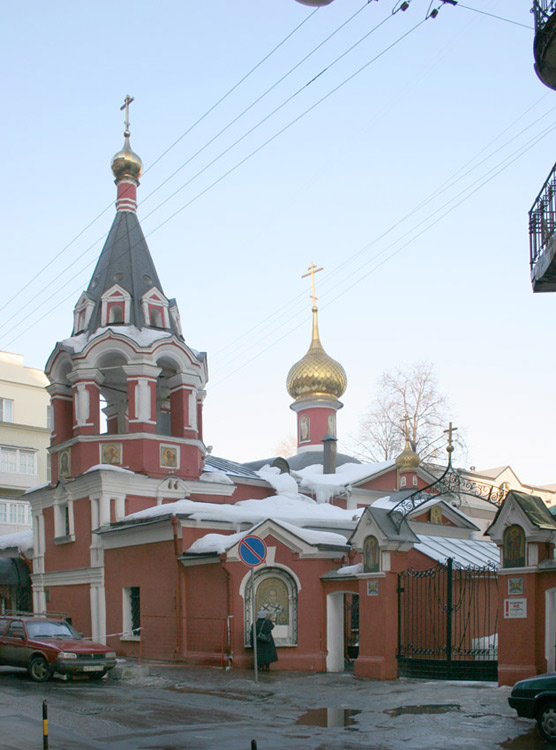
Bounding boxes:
513 672 556 693
32 638 112 654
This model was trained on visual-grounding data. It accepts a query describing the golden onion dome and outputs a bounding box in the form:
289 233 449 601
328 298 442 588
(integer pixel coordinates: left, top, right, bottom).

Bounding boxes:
111 133 143 183
287 307 347 402
396 437 420 472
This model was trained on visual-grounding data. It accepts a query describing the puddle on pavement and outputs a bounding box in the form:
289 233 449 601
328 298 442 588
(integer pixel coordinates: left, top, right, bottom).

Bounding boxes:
166 686 249 701
500 726 554 749
384 704 460 717
296 708 361 728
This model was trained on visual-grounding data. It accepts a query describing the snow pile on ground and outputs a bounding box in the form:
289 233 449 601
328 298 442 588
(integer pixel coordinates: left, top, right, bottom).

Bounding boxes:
296 461 395 503
0 529 33 552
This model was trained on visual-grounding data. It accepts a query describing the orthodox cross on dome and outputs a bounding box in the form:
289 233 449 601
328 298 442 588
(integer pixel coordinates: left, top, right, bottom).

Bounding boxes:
444 421 457 461
301 262 324 309
402 413 411 440
120 94 135 137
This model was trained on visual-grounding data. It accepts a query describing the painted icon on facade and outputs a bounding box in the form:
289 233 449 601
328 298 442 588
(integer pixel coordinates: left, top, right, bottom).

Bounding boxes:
58 449 71 478
363 535 380 573
101 443 122 465
160 445 178 468
429 505 442 525
256 577 289 625
503 524 526 568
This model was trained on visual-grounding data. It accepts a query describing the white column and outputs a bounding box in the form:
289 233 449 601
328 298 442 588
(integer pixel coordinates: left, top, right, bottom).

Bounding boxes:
326 593 345 672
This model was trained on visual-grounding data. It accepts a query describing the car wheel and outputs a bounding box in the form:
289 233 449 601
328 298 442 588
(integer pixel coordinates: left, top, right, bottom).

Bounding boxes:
538 701 556 742
29 656 51 683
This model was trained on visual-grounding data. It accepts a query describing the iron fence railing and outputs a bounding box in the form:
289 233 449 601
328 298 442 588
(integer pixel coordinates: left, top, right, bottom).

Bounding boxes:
529 162 556 270
533 0 556 32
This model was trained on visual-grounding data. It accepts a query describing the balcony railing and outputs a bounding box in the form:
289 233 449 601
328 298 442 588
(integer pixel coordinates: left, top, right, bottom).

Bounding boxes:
534 0 556 31
529 162 556 290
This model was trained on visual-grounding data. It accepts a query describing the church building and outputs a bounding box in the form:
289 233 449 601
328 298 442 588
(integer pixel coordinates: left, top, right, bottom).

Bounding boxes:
23 108 504 680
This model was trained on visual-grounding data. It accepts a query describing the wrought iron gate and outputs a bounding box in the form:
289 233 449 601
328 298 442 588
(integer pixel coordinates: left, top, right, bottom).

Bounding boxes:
397 559 498 681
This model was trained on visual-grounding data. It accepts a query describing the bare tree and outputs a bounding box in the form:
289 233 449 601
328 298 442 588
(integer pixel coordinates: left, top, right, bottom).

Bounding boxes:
352 363 450 463
274 434 297 458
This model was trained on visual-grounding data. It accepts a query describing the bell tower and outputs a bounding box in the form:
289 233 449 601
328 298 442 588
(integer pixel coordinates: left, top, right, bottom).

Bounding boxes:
46 98 208 483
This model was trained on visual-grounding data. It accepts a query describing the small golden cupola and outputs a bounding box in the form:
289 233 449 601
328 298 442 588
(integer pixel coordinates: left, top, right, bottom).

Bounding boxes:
286 307 347 402
111 95 143 212
287 263 347 453
396 417 420 489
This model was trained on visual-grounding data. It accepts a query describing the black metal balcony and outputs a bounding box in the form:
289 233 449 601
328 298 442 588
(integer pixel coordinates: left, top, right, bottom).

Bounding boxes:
533 0 556 89
529 162 556 292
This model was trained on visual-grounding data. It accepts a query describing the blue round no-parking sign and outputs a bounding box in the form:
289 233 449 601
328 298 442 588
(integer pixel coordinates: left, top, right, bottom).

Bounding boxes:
238 535 267 567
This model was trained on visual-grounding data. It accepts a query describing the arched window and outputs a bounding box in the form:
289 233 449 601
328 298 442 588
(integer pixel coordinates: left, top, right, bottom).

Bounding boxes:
400 476 407 487
149 307 163 327
503 524 526 568
108 304 124 324
363 535 380 573
244 568 298 646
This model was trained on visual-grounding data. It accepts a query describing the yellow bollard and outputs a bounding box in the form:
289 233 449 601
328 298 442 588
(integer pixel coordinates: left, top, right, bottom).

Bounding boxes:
42 700 48 749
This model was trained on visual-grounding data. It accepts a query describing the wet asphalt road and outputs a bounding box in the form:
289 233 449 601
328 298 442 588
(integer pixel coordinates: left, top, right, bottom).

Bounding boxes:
0 662 551 750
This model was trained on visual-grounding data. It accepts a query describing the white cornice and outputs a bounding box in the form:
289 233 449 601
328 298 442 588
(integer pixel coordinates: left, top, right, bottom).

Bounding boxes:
25 469 237 511
31 566 104 587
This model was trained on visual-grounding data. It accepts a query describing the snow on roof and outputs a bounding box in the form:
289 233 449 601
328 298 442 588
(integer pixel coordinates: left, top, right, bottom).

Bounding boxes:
62 325 172 354
415 534 499 568
337 562 363 576
199 470 235 485
185 518 349 555
24 482 51 495
275 519 349 547
256 465 298 494
84 464 135 475
296 460 395 503
186 530 246 555
0 529 33 553
122 491 363 527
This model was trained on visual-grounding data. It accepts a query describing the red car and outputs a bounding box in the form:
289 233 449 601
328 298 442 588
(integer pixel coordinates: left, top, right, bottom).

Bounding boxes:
0 615 117 682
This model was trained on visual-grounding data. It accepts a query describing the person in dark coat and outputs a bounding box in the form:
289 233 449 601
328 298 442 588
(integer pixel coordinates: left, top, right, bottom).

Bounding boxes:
253 609 278 671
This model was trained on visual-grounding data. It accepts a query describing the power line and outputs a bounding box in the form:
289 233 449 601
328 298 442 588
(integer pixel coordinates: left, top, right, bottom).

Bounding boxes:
0 9 322 324
0 10 429 352
457 3 534 30
208 118 556 385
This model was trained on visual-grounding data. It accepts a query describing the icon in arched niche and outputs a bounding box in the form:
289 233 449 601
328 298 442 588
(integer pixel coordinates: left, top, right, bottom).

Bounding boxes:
363 535 380 573
327 413 336 437
299 415 310 442
503 524 526 568
256 577 289 625
59 449 71 478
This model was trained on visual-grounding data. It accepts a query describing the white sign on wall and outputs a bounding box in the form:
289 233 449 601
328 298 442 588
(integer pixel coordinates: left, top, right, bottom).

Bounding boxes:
504 598 527 619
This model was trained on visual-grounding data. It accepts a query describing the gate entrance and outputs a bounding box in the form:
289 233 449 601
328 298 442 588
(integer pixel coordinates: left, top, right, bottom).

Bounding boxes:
397 558 498 681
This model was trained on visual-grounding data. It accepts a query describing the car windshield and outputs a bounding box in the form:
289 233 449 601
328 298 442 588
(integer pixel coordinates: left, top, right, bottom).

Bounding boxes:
26 620 81 639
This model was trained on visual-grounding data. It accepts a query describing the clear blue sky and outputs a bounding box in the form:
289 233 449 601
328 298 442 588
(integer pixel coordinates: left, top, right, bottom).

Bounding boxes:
1 1 554 484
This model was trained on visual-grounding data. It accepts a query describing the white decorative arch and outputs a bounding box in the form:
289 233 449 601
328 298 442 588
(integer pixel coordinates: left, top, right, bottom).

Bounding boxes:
240 565 300 647
100 284 131 327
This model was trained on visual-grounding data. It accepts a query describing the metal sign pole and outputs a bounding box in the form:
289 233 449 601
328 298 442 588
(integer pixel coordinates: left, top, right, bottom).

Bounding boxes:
251 567 258 683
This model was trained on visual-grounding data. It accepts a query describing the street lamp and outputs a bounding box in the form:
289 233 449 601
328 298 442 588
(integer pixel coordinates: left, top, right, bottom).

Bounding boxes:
294 0 336 5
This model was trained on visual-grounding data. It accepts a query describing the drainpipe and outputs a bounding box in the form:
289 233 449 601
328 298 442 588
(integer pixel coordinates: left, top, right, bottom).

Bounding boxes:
221 560 234 668
171 516 183 658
